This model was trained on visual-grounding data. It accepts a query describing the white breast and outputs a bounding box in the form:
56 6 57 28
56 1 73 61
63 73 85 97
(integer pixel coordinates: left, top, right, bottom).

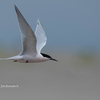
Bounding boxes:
18 54 49 63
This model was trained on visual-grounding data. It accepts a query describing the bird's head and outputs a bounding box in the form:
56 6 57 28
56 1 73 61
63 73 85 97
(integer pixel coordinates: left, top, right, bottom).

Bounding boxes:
41 53 58 62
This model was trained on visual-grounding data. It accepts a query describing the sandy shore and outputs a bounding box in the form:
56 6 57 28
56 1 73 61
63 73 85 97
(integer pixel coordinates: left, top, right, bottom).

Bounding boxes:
0 53 100 100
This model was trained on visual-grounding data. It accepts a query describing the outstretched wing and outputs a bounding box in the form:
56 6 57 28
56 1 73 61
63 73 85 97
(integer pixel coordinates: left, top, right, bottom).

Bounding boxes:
14 5 37 56
35 19 47 54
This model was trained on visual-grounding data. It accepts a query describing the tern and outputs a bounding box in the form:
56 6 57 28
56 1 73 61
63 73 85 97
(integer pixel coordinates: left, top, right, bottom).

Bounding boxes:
0 5 57 63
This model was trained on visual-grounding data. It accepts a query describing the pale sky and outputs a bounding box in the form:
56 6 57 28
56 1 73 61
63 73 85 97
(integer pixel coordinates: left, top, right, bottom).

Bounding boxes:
0 0 100 52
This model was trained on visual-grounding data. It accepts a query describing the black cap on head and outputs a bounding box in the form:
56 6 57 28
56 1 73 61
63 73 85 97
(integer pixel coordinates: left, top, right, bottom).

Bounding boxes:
41 53 58 62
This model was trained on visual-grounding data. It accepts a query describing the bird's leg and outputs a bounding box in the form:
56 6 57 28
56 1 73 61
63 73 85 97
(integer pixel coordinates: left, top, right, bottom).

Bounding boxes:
26 60 28 63
14 60 17 62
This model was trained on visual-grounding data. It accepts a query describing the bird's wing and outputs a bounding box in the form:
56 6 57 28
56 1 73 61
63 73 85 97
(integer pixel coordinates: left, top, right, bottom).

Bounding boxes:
35 19 47 54
14 5 37 56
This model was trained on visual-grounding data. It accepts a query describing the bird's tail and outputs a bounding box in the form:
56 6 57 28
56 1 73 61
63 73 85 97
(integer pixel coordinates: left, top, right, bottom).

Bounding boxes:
0 58 7 60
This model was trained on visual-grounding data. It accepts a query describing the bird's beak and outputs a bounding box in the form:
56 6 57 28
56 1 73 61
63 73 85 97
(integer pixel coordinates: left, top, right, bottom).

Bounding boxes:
50 58 58 62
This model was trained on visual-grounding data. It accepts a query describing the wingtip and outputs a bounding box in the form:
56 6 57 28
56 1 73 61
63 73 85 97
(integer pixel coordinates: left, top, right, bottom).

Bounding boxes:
14 5 16 8
14 5 17 11
37 18 39 21
37 18 40 24
14 5 18 11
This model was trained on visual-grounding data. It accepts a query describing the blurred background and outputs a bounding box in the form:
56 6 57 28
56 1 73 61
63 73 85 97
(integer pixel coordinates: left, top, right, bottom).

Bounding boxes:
0 0 100 100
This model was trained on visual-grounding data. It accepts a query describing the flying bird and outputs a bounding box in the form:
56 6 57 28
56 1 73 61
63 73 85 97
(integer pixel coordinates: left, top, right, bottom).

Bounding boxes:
0 5 57 63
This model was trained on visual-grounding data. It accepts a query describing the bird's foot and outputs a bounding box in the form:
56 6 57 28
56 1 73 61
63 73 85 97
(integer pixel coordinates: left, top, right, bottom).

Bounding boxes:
26 60 28 63
14 60 17 62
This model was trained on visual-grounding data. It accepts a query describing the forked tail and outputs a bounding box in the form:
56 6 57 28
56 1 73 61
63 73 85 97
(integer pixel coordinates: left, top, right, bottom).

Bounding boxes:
0 58 7 60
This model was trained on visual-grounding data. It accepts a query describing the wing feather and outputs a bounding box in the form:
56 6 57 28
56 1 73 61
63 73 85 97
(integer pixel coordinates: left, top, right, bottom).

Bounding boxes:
35 19 47 54
14 5 37 56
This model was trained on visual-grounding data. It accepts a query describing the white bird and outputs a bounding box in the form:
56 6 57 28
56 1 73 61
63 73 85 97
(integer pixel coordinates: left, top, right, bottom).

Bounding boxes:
0 5 57 63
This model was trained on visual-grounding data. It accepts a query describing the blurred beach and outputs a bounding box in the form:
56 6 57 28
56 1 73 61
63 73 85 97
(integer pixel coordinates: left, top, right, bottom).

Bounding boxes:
0 50 100 100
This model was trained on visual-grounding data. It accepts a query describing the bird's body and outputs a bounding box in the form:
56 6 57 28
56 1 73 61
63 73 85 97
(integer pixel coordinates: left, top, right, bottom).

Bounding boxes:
0 5 57 63
6 54 49 63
